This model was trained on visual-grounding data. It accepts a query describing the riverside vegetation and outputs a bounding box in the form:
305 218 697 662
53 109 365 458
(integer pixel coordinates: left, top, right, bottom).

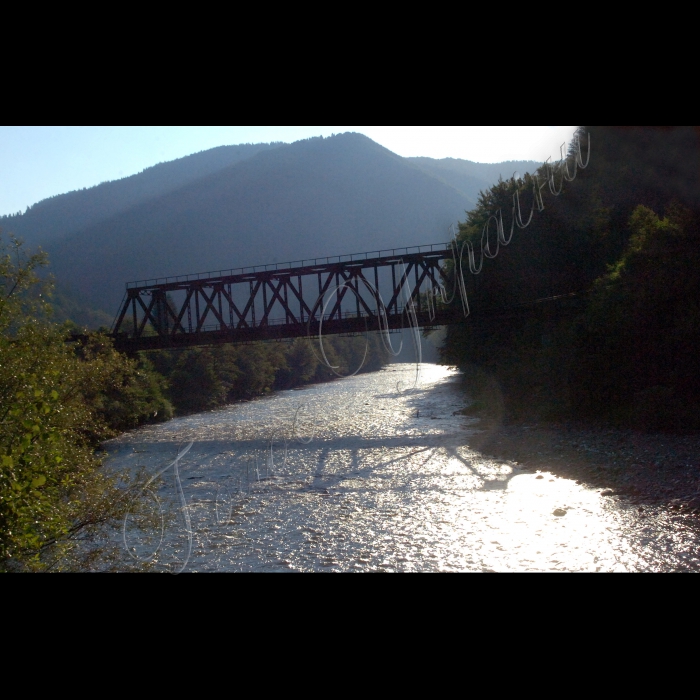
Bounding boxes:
442 126 700 432
0 234 390 571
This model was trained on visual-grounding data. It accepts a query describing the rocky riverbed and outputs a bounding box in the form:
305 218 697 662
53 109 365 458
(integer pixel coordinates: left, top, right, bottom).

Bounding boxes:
474 422 700 519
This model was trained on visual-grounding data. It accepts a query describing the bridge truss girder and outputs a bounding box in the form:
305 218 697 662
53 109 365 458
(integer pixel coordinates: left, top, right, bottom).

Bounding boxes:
112 247 463 352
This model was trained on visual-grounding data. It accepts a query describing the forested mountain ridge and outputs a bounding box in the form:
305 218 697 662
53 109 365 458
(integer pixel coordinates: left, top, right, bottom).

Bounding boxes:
1 141 539 251
37 134 480 315
0 142 282 247
407 157 541 200
0 133 546 323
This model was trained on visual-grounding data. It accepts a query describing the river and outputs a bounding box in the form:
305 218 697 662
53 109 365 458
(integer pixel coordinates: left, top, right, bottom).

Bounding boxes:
105 364 700 572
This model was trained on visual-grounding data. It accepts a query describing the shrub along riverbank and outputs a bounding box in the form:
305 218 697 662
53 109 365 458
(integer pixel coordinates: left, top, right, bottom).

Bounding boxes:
0 238 162 570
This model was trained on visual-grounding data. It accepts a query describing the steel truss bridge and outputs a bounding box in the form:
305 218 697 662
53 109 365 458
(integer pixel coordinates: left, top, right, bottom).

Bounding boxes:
111 244 466 352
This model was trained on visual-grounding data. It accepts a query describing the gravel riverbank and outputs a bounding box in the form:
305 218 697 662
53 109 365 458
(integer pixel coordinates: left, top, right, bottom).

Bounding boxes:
473 420 700 520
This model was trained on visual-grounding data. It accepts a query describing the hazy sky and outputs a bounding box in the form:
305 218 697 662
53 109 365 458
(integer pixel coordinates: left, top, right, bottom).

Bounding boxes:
0 126 578 217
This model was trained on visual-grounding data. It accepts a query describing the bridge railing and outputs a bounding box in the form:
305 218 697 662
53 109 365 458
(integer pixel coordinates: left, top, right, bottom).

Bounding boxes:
125 243 451 290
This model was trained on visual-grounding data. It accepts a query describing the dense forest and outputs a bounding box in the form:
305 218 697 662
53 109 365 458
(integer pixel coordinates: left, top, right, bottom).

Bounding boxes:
442 126 700 431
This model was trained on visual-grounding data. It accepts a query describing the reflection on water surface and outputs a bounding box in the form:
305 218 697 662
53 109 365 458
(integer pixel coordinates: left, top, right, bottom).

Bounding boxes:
106 364 700 572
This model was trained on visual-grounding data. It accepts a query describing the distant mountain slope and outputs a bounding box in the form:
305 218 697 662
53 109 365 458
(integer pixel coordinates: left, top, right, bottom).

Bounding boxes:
407 157 543 200
0 142 281 247
43 134 476 315
2 133 548 325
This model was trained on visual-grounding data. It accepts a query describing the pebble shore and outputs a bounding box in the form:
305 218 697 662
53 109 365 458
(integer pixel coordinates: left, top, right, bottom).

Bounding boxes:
473 421 700 518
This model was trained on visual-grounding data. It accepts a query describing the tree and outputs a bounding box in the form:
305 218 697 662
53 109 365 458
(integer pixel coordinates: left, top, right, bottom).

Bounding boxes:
0 233 158 571
276 339 318 388
166 348 228 413
572 204 700 427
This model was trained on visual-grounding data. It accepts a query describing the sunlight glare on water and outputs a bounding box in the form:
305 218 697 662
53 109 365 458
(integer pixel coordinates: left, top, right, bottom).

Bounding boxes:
106 364 700 572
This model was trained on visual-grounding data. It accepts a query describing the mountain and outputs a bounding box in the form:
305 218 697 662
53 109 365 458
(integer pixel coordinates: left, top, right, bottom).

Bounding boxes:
39 134 477 315
0 142 282 247
407 158 542 199
1 133 546 324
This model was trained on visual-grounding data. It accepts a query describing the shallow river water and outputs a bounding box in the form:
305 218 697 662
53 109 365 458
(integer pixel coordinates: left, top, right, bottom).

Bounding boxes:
106 364 700 572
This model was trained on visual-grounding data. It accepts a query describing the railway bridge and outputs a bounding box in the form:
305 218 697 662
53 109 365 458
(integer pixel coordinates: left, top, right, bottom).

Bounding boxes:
111 244 467 353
